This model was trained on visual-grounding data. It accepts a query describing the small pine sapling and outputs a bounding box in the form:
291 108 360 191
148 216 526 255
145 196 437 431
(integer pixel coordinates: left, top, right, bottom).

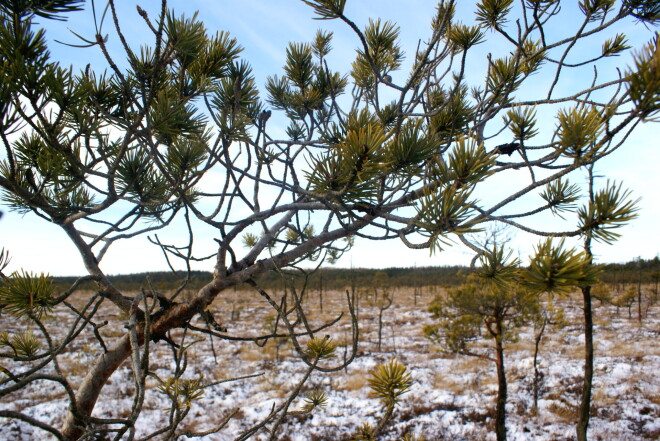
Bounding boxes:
350 358 413 440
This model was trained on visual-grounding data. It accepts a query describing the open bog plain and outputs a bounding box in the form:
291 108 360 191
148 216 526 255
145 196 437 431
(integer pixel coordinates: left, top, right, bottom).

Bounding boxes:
1 285 658 441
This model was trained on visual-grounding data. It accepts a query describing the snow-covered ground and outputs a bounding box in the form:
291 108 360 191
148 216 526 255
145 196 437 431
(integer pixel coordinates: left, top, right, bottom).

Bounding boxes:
1 287 658 440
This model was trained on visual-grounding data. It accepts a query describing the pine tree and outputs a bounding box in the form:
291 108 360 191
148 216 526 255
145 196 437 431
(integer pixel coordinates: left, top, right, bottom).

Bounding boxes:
0 1 657 439
426 246 540 441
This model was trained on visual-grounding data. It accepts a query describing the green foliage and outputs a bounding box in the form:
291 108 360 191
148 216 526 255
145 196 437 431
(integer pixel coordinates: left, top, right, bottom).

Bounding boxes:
0 248 9 274
149 87 208 145
0 330 41 358
476 245 520 288
623 0 660 25
0 0 84 21
579 0 616 21
285 228 300 243
400 434 426 441
0 132 94 217
505 106 539 142
447 22 485 51
300 0 346 20
285 43 315 90
520 39 546 74
626 33 660 119
431 2 455 36
212 60 262 138
426 243 550 359
352 423 375 441
415 185 480 254
428 85 475 142
487 56 522 102
306 113 388 201
313 29 333 58
115 149 169 215
437 137 495 188
301 389 328 412
414 137 495 253
157 376 204 410
602 33 631 57
385 120 437 175
556 106 604 161
613 285 638 310
163 11 243 93
368 358 413 409
437 277 538 348
590 281 613 304
352 18 403 87
524 239 600 294
166 135 209 184
600 257 660 285
0 7 251 222
0 270 53 318
475 0 515 29
578 181 639 244
0 1 655 438
283 225 316 246
266 31 347 122
165 11 241 82
540 178 581 218
305 336 337 360
242 232 259 248
425 312 482 354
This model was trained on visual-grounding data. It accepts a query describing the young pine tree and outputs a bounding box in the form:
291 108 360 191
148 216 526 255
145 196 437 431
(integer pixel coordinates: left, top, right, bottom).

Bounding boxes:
425 246 539 441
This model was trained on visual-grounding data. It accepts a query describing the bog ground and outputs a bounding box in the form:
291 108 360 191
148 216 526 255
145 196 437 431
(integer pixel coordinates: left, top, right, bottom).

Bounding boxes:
1 286 658 440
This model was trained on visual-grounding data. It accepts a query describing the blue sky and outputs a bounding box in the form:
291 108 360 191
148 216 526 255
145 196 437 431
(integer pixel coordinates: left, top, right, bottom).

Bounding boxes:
1 1 658 276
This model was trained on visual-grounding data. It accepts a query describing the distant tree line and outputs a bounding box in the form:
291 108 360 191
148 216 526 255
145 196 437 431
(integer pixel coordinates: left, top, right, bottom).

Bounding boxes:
598 256 660 289
52 265 468 293
52 257 659 294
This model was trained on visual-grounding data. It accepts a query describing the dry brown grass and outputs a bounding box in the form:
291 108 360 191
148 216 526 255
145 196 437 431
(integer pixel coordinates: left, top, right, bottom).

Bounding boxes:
256 372 287 398
336 369 368 392
2 283 658 440
591 387 623 410
239 345 275 363
506 339 535 353
649 393 660 407
547 401 578 421
431 373 471 395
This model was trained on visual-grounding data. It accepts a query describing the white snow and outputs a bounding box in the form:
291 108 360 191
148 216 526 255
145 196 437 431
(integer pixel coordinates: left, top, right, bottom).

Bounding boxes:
1 288 658 440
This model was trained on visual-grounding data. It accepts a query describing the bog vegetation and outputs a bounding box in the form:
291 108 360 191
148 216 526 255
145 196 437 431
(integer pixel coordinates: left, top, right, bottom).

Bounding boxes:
0 1 659 440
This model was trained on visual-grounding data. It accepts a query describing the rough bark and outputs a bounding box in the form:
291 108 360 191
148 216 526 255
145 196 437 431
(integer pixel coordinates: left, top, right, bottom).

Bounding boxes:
577 286 594 441
61 335 132 440
494 334 508 441
637 268 643 322
60 218 371 439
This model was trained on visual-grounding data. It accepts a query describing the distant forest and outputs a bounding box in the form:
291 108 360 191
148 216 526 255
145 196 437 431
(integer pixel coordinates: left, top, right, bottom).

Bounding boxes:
53 256 660 293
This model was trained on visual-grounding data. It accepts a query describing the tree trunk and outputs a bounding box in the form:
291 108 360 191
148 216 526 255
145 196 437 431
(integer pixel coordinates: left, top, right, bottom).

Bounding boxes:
377 306 384 351
62 335 132 440
60 218 372 439
533 317 547 413
376 289 392 352
577 286 594 441
637 268 642 322
495 335 508 441
373 404 395 438
61 295 206 439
